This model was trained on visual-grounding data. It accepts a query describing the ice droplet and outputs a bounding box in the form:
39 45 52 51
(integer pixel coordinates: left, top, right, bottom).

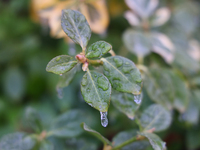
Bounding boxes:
56 87 63 99
134 93 143 104
100 111 108 127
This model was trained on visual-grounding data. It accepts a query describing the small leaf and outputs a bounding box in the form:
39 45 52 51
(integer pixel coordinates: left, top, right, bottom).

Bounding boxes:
48 110 86 138
81 70 111 112
138 132 166 150
123 29 151 57
61 9 91 50
144 68 174 110
46 55 78 75
0 132 36 150
56 64 79 88
124 11 141 27
101 56 142 94
111 91 142 119
81 123 112 146
140 104 172 132
125 0 159 18
85 41 112 59
151 7 170 27
150 32 174 64
113 130 150 150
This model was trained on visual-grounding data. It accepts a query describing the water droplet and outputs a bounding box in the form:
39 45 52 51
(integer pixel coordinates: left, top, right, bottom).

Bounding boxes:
56 87 63 99
87 88 90 92
100 112 108 127
60 74 63 76
134 93 143 104
56 57 61 61
113 58 123 67
81 75 88 86
97 76 109 91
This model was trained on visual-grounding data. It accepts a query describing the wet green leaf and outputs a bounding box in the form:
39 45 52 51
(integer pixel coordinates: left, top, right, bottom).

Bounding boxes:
56 64 79 88
123 29 151 57
48 110 85 138
140 104 172 132
81 70 111 112
61 9 91 50
138 132 166 150
144 69 174 110
85 41 112 59
0 132 35 150
81 123 112 145
46 55 78 75
113 130 150 150
101 56 142 94
111 91 142 119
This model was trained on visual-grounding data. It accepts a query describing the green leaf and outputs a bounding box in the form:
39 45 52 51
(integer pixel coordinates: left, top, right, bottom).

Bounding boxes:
138 132 166 150
186 127 200 150
56 64 79 88
111 91 142 119
81 123 112 146
46 55 78 75
61 9 91 50
123 29 151 57
168 71 189 113
48 110 86 138
140 104 172 132
81 70 111 112
113 130 150 150
39 141 54 150
85 41 112 59
144 68 174 110
0 132 36 150
101 56 142 94
150 32 174 64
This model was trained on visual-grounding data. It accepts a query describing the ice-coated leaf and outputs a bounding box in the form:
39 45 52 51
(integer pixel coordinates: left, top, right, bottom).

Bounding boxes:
123 29 151 57
111 91 142 119
124 11 141 27
56 64 79 88
144 68 174 110
0 132 35 150
48 110 86 138
101 56 142 94
151 8 170 27
138 132 166 150
150 32 174 64
85 41 112 59
39 141 54 150
125 0 158 18
140 104 172 132
113 130 150 150
81 123 112 146
61 9 91 50
46 55 78 75
187 39 200 61
168 71 189 113
81 70 111 112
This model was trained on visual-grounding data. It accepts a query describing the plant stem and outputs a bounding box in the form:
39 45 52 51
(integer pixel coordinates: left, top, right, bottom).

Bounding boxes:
109 50 116 56
87 59 103 66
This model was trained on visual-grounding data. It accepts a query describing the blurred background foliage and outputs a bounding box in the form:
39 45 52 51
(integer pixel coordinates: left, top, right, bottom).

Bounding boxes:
0 0 200 150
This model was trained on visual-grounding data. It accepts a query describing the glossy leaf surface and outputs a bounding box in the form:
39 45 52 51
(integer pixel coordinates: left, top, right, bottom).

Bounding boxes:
85 41 112 59
46 55 77 75
101 56 142 94
81 70 111 112
61 9 91 50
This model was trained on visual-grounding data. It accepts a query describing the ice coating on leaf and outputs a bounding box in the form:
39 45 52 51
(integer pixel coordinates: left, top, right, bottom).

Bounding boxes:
101 56 142 94
81 70 111 112
61 9 91 50
46 55 78 75
85 41 112 58
100 112 108 127
111 91 142 120
56 87 63 99
134 93 143 104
